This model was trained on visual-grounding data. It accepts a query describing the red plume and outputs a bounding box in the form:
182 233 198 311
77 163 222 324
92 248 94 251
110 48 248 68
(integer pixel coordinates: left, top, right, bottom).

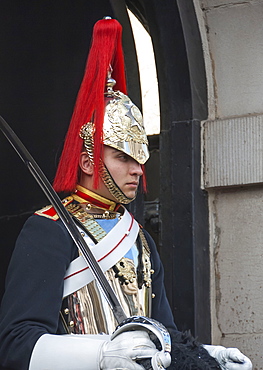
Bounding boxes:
53 18 127 192
141 164 147 193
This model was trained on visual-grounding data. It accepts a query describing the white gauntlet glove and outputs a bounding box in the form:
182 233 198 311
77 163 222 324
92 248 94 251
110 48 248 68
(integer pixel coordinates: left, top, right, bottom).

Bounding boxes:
203 345 252 370
100 330 158 370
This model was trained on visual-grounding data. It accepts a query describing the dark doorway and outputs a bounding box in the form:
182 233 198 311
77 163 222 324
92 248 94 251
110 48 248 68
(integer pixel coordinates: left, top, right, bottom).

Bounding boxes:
126 0 211 342
0 0 210 343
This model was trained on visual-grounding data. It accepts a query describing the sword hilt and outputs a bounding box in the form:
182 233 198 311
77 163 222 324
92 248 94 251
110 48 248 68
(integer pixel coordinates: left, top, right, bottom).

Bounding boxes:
112 316 171 369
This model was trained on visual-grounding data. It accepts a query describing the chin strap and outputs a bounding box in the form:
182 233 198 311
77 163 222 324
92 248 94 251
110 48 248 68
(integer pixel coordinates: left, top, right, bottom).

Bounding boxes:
99 162 136 204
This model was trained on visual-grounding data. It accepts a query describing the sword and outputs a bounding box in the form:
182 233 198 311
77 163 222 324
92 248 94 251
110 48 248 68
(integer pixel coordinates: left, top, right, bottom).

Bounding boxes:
0 115 126 324
0 115 171 369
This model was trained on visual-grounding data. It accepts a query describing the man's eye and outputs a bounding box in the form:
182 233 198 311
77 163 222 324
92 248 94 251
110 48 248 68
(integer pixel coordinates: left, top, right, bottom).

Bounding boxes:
118 154 128 160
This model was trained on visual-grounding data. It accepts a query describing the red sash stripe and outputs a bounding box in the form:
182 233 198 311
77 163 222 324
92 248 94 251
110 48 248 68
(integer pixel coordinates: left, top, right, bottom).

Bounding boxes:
64 213 134 280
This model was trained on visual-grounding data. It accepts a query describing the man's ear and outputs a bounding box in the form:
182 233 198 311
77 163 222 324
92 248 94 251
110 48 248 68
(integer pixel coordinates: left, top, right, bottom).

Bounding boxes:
79 152 94 175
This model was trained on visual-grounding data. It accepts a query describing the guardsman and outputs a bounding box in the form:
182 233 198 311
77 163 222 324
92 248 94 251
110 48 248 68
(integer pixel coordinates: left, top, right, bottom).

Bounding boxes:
0 18 252 370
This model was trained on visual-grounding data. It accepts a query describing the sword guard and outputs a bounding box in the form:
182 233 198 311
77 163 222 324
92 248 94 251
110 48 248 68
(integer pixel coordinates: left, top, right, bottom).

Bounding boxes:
112 316 171 370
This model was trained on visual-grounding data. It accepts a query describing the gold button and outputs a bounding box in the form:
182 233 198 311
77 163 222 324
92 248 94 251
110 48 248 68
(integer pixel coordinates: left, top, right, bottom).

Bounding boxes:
64 308 69 315
150 269 155 274
152 293 155 298
69 321 74 327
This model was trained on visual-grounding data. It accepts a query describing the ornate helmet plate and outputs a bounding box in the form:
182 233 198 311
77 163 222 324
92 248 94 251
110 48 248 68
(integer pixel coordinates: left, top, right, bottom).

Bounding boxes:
81 89 149 165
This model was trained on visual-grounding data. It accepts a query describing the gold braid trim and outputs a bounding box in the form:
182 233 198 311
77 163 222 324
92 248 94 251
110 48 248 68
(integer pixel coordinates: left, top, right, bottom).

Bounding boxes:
139 229 153 288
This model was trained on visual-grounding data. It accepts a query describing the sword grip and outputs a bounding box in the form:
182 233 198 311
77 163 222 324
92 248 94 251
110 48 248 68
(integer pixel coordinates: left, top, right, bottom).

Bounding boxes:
112 316 172 370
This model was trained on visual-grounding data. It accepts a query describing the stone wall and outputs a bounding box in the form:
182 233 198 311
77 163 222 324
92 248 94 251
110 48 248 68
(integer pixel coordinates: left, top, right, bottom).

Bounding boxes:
195 1 263 368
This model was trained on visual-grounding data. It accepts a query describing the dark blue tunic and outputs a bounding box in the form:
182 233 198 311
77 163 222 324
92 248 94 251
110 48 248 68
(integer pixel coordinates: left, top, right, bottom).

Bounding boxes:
0 214 176 370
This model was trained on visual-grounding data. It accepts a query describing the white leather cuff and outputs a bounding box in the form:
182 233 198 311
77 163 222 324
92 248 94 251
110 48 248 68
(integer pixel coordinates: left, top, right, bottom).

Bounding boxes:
29 333 110 370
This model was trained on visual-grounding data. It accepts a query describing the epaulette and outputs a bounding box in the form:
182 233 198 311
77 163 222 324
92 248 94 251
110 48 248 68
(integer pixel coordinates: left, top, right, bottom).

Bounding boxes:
34 196 74 221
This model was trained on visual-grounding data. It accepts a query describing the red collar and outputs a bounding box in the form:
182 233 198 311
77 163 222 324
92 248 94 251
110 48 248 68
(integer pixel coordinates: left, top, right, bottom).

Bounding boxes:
72 185 121 212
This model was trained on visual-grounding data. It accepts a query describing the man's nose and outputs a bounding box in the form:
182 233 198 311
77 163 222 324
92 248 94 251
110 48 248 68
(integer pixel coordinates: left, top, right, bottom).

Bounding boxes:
130 161 143 176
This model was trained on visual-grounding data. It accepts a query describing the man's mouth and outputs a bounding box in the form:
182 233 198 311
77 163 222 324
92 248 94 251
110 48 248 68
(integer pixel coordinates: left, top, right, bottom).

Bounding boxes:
126 182 138 188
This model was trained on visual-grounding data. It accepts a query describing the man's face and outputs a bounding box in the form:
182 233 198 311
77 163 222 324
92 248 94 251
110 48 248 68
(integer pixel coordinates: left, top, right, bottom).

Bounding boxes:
102 146 143 200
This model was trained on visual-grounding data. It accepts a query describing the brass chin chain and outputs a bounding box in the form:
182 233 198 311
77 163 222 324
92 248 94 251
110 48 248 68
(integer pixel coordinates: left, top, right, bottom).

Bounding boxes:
99 163 136 205
80 129 136 205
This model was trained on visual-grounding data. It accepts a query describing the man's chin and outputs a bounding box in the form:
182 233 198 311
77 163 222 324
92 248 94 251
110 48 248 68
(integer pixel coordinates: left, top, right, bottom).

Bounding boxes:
123 190 137 199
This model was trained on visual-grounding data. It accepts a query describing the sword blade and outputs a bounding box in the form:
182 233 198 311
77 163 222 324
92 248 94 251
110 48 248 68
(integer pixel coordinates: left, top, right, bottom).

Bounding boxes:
0 115 127 324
